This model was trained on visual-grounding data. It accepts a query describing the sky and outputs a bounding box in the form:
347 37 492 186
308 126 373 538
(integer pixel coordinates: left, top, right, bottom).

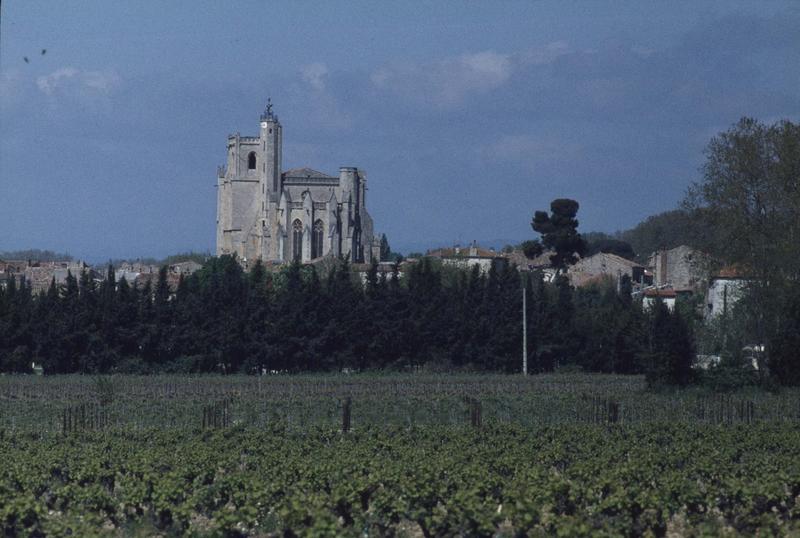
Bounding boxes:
1 1 798 260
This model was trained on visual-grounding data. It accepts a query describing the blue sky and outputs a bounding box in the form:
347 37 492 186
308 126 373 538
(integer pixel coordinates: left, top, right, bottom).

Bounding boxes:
1 1 798 260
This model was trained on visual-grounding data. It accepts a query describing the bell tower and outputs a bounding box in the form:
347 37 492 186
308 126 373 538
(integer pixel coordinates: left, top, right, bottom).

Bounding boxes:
260 98 282 200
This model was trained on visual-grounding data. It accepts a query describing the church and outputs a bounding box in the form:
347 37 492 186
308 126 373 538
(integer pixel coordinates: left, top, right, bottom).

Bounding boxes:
216 101 380 265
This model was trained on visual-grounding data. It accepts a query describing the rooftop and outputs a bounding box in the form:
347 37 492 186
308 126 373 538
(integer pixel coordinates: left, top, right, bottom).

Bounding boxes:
427 244 501 259
282 167 337 180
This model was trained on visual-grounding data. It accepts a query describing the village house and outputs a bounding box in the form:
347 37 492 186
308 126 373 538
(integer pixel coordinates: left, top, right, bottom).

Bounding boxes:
641 288 678 311
0 260 26 290
426 242 508 274
567 252 647 289
23 260 96 294
351 260 412 285
501 249 556 280
705 266 750 319
169 260 203 275
115 262 159 288
113 260 203 293
647 245 708 292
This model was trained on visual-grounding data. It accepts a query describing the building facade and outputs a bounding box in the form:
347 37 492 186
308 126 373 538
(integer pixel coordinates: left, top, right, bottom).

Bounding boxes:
567 252 646 289
427 243 507 274
647 245 708 291
216 102 379 265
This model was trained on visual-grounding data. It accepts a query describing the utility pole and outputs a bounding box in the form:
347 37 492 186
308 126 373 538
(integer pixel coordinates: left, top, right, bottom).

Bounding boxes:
522 284 527 375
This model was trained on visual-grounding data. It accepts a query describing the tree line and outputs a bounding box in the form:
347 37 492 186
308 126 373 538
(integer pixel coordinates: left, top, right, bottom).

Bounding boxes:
0 255 696 381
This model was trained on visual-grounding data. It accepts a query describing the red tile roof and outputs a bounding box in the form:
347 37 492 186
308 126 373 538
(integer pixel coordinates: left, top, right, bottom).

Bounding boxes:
643 288 677 298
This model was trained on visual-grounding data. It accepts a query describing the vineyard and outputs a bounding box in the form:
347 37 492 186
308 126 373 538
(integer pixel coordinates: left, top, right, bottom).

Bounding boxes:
2 424 800 536
2 373 800 433
2 374 800 536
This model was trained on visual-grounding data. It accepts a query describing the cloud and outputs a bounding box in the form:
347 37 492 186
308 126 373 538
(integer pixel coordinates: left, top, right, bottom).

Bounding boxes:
520 40 570 65
371 50 512 107
36 67 120 96
301 63 329 91
369 42 574 108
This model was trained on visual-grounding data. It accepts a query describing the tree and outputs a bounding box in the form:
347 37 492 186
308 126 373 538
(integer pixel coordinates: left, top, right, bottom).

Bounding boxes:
643 300 695 387
379 234 392 261
585 237 635 260
530 199 587 275
618 209 706 262
686 117 800 381
520 240 542 259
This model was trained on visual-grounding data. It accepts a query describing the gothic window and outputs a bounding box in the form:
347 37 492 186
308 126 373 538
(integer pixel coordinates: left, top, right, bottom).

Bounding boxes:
247 152 257 170
292 219 303 261
312 220 324 258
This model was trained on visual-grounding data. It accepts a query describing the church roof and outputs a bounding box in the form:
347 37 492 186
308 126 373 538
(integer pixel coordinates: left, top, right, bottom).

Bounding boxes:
282 167 337 179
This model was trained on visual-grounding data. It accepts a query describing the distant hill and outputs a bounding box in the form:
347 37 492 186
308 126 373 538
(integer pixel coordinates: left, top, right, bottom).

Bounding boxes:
616 209 710 262
0 249 73 262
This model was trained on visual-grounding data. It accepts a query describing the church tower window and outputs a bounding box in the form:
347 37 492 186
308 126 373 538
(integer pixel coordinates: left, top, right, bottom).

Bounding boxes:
247 152 257 170
292 219 303 261
312 220 324 258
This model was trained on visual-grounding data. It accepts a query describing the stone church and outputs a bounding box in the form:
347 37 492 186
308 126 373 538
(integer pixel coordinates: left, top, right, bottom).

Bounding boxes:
216 102 379 265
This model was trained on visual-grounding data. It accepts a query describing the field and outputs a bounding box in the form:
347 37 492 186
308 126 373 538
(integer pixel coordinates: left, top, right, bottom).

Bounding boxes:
2 373 799 433
2 374 800 536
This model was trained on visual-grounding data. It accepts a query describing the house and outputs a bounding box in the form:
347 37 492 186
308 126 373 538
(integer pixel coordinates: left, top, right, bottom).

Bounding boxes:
501 249 557 280
118 262 159 274
169 260 203 275
568 252 646 289
352 260 410 285
647 245 708 291
641 288 677 311
0 260 26 290
24 260 95 294
705 266 750 319
116 262 159 288
426 242 508 274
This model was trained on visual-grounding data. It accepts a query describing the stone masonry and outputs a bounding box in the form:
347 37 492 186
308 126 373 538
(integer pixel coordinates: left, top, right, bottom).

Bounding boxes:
216 101 380 265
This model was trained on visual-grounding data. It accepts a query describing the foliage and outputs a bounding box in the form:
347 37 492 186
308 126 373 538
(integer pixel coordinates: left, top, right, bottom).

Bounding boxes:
0 255 648 376
584 236 635 260
520 240 542 259
616 209 707 262
0 249 73 262
1 423 799 536
686 117 800 382
378 234 402 262
530 198 587 273
643 300 695 387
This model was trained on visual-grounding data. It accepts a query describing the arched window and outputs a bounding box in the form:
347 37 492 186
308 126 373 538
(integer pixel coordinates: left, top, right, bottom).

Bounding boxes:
312 220 324 258
292 219 303 261
247 152 257 170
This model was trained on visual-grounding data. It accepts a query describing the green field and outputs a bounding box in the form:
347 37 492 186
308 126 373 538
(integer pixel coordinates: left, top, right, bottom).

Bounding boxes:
2 374 800 536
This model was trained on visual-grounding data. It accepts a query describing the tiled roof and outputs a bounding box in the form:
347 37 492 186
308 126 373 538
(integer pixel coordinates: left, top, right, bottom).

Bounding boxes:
643 288 677 298
713 265 750 279
582 252 642 268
